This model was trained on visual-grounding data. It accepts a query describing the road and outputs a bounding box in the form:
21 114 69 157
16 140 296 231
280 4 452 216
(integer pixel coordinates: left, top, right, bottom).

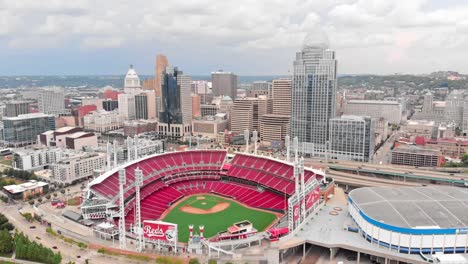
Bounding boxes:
372 130 399 165
0 202 154 264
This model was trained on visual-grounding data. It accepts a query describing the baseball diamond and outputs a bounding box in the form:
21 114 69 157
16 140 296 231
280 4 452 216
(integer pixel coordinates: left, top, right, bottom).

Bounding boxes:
161 194 280 242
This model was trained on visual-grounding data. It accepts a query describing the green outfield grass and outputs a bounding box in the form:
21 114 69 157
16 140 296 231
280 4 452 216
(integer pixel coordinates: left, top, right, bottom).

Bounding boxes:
161 194 278 242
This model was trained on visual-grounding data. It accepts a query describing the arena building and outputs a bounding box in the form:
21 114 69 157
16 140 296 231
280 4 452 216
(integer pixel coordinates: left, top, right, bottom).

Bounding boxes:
348 186 468 254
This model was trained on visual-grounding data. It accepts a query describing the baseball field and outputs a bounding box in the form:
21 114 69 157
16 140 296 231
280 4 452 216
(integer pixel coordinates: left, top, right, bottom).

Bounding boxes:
161 194 279 242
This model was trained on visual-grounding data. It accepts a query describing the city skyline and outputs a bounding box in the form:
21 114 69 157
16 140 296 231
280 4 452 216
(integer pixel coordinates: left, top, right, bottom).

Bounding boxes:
1 0 468 76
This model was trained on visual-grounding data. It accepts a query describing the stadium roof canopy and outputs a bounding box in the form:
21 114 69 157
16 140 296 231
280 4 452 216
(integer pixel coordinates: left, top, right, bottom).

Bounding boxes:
349 186 468 229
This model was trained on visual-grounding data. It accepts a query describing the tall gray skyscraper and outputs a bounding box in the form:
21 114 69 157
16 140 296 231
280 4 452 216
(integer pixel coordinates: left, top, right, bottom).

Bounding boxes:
211 71 238 99
290 31 337 156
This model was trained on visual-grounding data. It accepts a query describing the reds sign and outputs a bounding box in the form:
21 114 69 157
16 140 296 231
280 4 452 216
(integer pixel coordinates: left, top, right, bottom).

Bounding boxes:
143 220 177 242
305 186 320 210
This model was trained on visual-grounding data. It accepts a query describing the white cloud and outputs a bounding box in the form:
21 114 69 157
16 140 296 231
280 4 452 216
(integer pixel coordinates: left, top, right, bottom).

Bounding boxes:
0 0 468 74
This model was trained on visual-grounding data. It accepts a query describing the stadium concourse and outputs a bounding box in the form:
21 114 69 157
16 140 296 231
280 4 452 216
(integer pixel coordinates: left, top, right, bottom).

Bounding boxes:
278 186 468 264
81 149 329 259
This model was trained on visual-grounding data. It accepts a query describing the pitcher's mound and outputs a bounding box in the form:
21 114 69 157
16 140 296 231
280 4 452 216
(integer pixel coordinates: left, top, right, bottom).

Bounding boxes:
180 202 230 214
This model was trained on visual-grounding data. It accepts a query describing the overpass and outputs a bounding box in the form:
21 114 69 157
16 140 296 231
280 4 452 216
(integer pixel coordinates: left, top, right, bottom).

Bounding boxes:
327 164 468 187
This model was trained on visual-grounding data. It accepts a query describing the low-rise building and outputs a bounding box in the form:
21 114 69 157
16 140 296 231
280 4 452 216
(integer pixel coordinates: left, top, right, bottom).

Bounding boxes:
13 147 66 171
192 114 228 139
391 145 444 167
406 120 435 138
83 110 124 132
38 127 98 150
123 120 157 137
2 113 56 147
51 152 106 184
343 100 402 124
2 180 49 201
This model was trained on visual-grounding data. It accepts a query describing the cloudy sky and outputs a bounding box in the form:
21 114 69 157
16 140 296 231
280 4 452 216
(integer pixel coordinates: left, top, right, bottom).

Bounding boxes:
1 0 468 76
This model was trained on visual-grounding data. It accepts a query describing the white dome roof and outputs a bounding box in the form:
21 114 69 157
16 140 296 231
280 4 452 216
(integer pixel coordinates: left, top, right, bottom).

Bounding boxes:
302 29 329 50
125 65 139 79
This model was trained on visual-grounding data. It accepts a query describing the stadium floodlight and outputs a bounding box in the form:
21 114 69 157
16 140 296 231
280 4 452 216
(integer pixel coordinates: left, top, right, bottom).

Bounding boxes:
244 129 250 153
285 135 290 162
106 142 112 170
135 168 144 252
293 136 299 163
113 140 118 167
118 169 126 250
252 130 258 155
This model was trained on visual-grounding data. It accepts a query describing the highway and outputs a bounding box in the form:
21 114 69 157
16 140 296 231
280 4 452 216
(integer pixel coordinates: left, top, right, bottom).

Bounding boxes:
302 158 468 187
328 170 423 188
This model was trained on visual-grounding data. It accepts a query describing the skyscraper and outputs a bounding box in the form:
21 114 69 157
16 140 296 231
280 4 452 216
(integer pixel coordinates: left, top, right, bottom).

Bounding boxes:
158 67 192 138
211 71 238 99
155 54 169 97
259 78 292 146
124 65 141 94
290 30 337 156
272 78 292 116
155 55 169 119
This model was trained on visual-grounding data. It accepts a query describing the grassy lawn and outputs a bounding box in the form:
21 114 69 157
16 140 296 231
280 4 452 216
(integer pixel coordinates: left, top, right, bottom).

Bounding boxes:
187 195 219 210
162 194 278 242
1 176 24 184
0 156 12 166
67 197 82 206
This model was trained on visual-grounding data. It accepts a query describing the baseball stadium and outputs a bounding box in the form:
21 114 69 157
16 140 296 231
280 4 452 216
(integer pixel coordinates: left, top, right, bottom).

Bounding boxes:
82 149 326 250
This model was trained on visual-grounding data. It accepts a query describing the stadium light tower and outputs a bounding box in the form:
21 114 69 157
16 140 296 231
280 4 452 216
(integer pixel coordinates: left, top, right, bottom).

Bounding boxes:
135 168 144 252
118 169 127 249
106 142 112 170
252 130 258 155
299 157 305 193
244 129 250 153
127 137 133 162
113 140 118 167
299 157 306 222
293 136 299 163
134 136 139 160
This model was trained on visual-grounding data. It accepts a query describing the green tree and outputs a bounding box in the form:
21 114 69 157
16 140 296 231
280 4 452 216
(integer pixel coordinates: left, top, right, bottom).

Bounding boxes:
462 154 468 165
0 229 14 254
0 222 14 231
208 260 217 264
22 213 34 222
189 258 200 264
155 256 173 264
53 193 58 198
45 194 51 200
28 200 35 206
